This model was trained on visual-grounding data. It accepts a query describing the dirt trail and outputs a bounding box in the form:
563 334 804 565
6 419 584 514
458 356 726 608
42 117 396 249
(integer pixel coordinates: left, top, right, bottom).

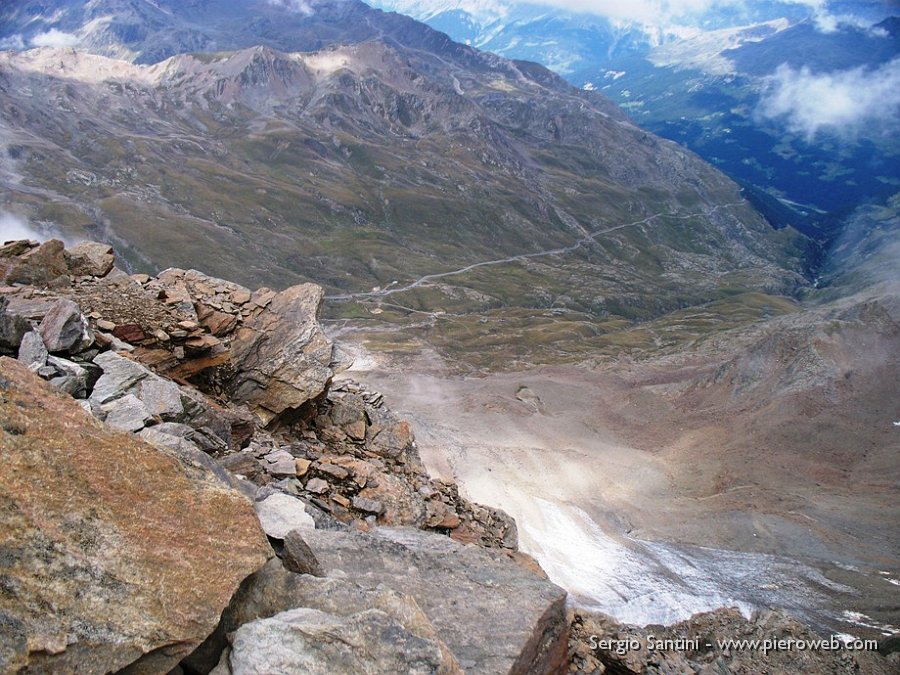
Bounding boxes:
326 202 744 302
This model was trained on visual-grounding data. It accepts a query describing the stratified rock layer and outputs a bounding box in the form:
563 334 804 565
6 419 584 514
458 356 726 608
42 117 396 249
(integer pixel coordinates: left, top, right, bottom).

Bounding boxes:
295 526 570 675
227 283 336 425
0 357 270 675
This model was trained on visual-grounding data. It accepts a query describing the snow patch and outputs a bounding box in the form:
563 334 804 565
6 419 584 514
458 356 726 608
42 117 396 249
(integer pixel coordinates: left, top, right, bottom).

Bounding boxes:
515 497 846 628
841 610 900 636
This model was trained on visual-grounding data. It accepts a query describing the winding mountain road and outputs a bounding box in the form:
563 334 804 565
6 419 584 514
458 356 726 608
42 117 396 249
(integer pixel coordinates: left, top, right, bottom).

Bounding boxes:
325 202 745 302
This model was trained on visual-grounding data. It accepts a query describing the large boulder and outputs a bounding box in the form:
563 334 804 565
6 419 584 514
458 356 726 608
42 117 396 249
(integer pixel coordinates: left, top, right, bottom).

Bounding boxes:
1 239 68 286
214 607 458 675
287 527 569 675
37 298 93 353
226 284 337 425
0 297 31 352
0 357 270 674
65 241 115 277
185 559 461 674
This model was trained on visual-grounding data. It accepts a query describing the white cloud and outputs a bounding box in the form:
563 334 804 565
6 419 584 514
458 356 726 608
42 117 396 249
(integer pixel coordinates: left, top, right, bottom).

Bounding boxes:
489 0 835 25
266 0 314 14
810 7 881 34
523 0 738 25
30 29 79 48
0 211 72 244
0 212 45 243
0 34 26 51
758 57 900 141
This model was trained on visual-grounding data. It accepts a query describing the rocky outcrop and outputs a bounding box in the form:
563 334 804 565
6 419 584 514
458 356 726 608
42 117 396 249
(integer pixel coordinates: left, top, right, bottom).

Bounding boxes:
228 383 519 544
64 241 115 277
226 283 336 425
0 239 68 286
185 559 462 674
216 606 455 675
285 526 569 675
0 357 270 674
1 238 571 675
86 350 253 451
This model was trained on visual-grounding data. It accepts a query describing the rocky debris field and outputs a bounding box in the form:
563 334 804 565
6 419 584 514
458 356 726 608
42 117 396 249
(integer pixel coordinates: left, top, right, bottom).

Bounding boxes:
0 238 562 674
568 608 897 674
1 237 895 674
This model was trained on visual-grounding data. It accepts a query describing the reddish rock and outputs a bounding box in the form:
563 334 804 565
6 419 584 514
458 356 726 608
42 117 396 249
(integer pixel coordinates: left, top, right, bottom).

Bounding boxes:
317 462 350 480
0 358 269 674
434 512 461 529
197 305 239 336
0 240 36 258
185 334 221 351
112 322 146 343
2 239 68 286
65 241 115 277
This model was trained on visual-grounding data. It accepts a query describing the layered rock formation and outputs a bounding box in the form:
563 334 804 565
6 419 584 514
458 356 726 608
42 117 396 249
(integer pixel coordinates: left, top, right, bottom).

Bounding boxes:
0 238 568 674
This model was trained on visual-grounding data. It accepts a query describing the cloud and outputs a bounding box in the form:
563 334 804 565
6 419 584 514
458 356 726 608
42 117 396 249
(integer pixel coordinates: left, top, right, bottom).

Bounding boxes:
521 0 738 25
809 7 884 34
0 34 26 50
489 0 824 24
468 0 889 36
266 0 314 14
758 57 900 141
30 29 79 48
0 212 46 243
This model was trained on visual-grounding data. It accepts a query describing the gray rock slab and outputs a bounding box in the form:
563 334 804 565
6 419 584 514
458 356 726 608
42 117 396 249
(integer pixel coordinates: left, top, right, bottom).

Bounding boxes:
217 607 453 675
101 393 152 432
16 330 47 369
254 493 315 539
37 298 93 353
90 351 152 405
297 526 569 675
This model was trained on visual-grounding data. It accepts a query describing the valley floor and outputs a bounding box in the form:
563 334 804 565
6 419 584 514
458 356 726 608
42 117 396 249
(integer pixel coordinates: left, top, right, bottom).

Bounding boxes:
331 321 900 642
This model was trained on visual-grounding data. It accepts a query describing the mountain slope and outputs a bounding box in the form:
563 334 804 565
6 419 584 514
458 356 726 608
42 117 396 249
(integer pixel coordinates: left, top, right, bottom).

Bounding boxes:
358 2 900 236
0 17 809 367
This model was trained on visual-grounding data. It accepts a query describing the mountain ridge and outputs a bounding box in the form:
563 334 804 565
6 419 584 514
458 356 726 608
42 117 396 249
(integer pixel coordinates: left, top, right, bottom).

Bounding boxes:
1 29 809 369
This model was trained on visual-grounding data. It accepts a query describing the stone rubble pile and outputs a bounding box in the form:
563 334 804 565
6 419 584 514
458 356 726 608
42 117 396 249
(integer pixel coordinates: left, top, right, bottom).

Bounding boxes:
1 238 518 542
568 608 898 675
0 238 566 674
